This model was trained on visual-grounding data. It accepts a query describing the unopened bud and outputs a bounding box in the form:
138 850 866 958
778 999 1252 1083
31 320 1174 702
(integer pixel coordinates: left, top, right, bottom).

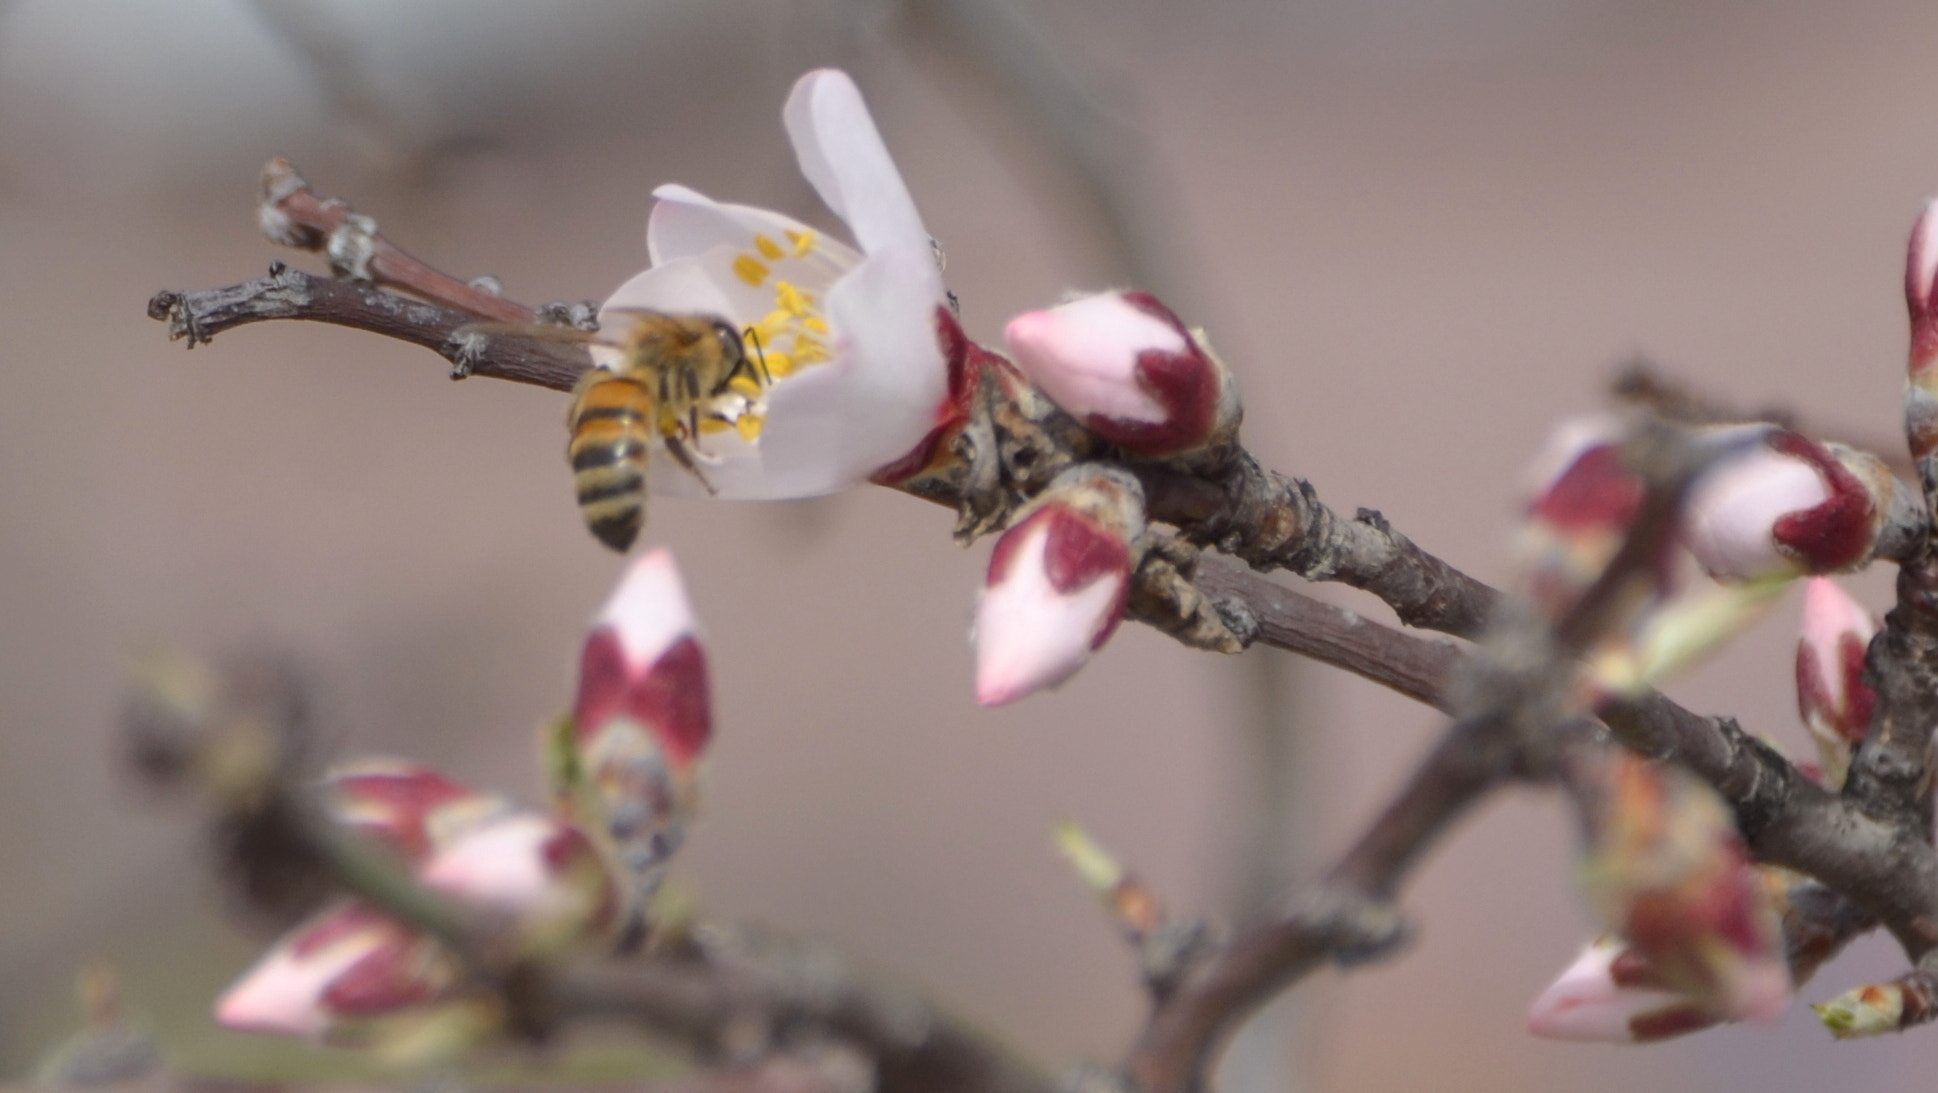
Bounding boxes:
1516 416 1646 620
1003 292 1240 459
559 549 711 927
1795 578 1878 789
1526 936 1721 1042
1815 980 1924 1039
974 465 1144 706
325 759 512 864
1682 428 1900 582
1577 753 1790 1024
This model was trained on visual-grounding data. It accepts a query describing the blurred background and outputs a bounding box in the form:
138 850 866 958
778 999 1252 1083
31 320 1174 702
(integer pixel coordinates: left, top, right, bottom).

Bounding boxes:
0 0 1934 1089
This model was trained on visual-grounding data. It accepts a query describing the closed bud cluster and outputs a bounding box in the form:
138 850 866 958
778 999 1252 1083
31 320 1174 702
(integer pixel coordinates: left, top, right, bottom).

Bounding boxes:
1795 577 1879 789
555 549 711 927
1526 936 1722 1043
1681 427 1904 583
1576 752 1789 1026
1002 291 1240 460
216 768 616 1053
974 465 1145 706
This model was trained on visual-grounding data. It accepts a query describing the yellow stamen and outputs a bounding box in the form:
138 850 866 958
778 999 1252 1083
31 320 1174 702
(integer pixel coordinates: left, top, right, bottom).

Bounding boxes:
785 229 817 257
732 255 770 287
775 281 811 317
802 315 829 335
698 417 733 435
760 351 794 378
753 234 784 261
736 415 764 441
728 374 765 398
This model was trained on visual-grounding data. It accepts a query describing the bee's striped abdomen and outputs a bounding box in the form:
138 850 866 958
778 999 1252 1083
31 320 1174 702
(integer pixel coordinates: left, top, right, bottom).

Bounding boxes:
567 372 654 552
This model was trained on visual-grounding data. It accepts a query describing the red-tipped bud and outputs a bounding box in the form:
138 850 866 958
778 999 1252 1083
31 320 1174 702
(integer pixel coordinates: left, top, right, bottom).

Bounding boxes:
214 902 464 1043
1003 292 1240 459
974 465 1145 706
325 759 513 864
420 813 617 952
1516 416 1647 619
1526 936 1722 1043
1795 578 1879 789
1577 753 1790 1025
559 550 711 921
574 549 710 766
1682 428 1899 583
1909 198 1938 378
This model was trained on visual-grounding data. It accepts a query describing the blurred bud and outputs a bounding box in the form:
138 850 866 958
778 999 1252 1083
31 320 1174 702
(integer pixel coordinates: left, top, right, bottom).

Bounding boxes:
1907 200 1938 489
1907 198 1938 378
1053 820 1161 938
1815 980 1928 1039
558 549 710 931
1516 416 1646 620
1682 428 1897 582
421 813 617 954
974 465 1145 706
1003 292 1240 459
1795 578 1879 789
1577 752 1789 1024
215 902 468 1044
326 759 514 864
1526 936 1721 1043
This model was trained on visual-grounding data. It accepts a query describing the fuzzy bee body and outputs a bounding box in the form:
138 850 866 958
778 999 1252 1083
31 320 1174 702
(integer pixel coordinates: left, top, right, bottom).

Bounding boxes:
566 312 761 552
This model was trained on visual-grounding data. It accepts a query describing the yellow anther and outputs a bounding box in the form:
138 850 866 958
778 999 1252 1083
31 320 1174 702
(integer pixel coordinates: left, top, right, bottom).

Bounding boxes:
728 374 764 399
802 315 829 335
753 234 785 261
698 417 733 435
758 310 792 336
736 414 765 441
761 351 794 378
786 229 817 257
792 341 830 365
732 255 770 287
775 281 811 317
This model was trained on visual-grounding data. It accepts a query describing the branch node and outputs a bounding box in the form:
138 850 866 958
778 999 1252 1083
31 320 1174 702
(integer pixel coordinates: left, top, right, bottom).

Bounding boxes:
326 212 382 282
1289 889 1410 967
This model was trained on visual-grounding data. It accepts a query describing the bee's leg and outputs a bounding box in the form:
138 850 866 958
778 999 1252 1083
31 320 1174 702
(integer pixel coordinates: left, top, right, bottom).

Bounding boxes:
727 327 772 390
663 434 719 496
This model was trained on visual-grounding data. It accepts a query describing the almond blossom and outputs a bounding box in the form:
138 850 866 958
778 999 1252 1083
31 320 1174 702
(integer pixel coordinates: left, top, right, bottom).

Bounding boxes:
595 68 954 500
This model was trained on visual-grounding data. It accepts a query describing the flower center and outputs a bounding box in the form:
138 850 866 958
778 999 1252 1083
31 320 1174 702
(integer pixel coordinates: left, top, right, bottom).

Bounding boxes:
699 230 839 443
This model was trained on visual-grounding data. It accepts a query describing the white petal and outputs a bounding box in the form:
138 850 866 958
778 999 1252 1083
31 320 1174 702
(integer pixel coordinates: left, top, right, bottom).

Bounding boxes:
597 259 742 365
974 520 1125 706
596 548 697 668
647 183 860 272
782 69 929 255
757 245 948 495
1683 445 1828 581
1003 294 1177 424
1913 198 1938 308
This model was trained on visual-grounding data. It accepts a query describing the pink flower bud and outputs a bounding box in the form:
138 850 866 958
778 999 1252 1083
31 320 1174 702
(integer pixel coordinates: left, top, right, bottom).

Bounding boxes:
1682 428 1902 582
574 549 710 767
1578 753 1790 1025
1795 578 1879 789
1908 198 1938 379
420 813 617 951
562 550 712 924
1526 937 1721 1042
215 903 458 1041
1002 292 1239 458
1515 416 1646 619
325 759 512 864
974 466 1145 706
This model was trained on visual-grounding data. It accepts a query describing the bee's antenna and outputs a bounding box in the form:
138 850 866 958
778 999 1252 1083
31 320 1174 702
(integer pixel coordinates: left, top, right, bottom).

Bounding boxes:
744 326 772 386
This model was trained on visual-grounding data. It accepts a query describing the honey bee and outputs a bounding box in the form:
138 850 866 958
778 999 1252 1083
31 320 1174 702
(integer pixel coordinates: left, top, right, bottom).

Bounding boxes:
566 310 767 552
